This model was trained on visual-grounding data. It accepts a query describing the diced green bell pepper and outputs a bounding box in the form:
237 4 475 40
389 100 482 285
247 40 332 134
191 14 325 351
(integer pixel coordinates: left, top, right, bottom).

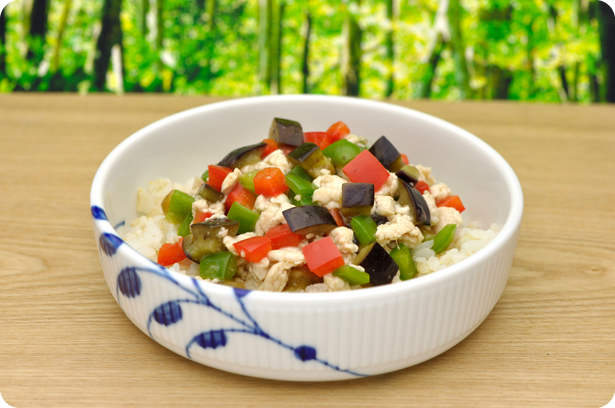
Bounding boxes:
165 190 195 224
322 139 362 167
177 212 194 237
200 251 237 280
240 170 259 193
350 214 377 245
285 172 317 198
227 202 259 234
201 169 209 182
333 265 370 285
288 165 313 182
390 243 418 280
431 224 457 254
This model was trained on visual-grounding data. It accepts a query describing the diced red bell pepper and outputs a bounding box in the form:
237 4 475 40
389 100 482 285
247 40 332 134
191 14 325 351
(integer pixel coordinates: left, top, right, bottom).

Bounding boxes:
261 138 278 158
304 131 332 150
194 210 213 224
265 224 305 250
157 238 187 266
436 195 466 213
414 180 430 194
225 183 257 213
302 236 345 277
208 165 233 192
329 208 346 227
253 167 289 197
401 154 409 165
233 236 272 263
326 121 351 142
342 150 390 191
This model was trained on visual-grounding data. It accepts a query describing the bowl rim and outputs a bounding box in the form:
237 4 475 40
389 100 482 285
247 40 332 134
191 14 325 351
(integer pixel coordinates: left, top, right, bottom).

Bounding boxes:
91 94 523 305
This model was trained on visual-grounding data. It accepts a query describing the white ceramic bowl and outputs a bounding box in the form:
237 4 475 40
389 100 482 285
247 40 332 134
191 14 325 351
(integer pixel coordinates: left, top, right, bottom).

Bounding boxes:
91 95 523 381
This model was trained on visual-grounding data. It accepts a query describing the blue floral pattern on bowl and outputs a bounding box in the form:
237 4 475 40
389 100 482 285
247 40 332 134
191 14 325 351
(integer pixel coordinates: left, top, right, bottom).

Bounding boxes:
92 205 367 378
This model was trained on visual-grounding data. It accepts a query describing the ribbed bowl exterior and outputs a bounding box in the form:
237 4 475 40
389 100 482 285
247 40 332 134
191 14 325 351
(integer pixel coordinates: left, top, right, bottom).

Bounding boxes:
92 217 519 381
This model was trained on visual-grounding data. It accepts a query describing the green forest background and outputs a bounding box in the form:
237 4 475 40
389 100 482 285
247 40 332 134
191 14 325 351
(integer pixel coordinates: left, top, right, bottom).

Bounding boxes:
1 0 614 102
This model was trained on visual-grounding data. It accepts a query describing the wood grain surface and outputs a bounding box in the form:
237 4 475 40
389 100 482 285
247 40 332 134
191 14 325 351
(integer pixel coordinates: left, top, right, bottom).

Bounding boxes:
1 94 614 408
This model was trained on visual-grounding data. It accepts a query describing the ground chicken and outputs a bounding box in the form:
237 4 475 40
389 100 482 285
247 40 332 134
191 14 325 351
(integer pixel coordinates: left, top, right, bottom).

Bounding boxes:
375 214 423 248
254 194 294 235
312 172 347 209
422 191 440 227
192 199 225 218
259 247 306 291
344 134 368 147
324 273 350 291
372 195 397 218
260 263 289 291
376 172 398 197
434 206 462 234
329 227 358 254
430 182 451 201
416 165 436 185
221 168 242 194
248 257 270 281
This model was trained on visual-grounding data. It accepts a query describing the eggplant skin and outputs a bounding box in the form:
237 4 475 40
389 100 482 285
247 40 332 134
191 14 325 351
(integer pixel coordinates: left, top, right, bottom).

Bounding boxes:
182 219 240 263
342 183 375 208
408 184 431 226
357 242 398 286
396 165 420 186
269 118 304 147
282 205 337 235
218 142 267 169
371 213 388 226
195 183 224 203
398 180 431 226
369 136 401 170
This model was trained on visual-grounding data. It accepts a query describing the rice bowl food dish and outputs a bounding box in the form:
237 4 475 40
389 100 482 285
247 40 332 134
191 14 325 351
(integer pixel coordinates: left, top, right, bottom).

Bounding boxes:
121 117 500 292
91 95 523 381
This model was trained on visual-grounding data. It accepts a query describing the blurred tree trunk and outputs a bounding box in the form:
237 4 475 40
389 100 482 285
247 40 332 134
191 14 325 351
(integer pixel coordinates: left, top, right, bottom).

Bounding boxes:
269 0 283 94
490 66 513 99
202 0 217 94
342 2 362 96
419 0 448 98
258 0 282 94
195 0 205 14
141 0 149 37
547 4 570 101
419 37 445 98
525 18 535 99
156 0 163 51
597 1 615 102
448 0 471 98
51 0 72 73
384 0 397 97
93 0 123 91
258 0 271 93
301 11 312 93
480 4 513 99
206 0 216 31
26 0 48 61
0 12 6 75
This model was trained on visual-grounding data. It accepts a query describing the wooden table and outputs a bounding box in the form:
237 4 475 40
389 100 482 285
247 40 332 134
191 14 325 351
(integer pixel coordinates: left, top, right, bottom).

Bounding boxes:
1 94 614 407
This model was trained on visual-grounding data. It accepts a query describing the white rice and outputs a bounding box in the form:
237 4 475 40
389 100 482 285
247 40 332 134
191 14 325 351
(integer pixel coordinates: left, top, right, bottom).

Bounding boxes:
413 224 500 276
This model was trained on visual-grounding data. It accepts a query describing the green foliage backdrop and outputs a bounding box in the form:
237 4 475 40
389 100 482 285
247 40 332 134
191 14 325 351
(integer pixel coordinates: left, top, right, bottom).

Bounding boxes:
0 0 613 102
